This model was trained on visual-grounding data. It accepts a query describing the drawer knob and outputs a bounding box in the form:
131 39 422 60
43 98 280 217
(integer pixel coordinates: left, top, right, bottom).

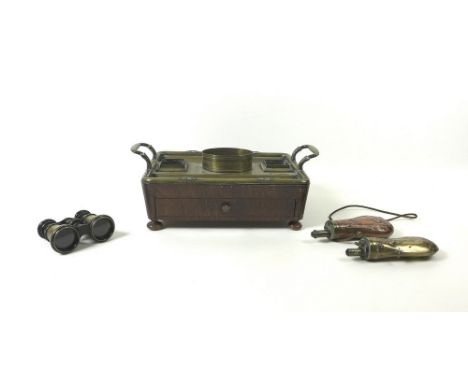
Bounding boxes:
221 202 231 213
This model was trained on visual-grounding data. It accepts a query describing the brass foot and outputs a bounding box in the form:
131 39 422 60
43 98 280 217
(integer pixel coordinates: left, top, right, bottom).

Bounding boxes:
288 221 302 231
147 221 164 231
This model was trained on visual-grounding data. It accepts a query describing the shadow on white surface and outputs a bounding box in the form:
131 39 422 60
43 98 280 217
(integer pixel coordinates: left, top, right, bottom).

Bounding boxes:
68 230 129 254
301 184 344 227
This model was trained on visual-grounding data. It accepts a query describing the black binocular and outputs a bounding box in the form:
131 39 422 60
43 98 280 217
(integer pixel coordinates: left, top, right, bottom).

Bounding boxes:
37 210 115 254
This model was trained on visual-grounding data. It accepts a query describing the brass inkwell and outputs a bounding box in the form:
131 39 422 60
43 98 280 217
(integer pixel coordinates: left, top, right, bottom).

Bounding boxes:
131 143 319 230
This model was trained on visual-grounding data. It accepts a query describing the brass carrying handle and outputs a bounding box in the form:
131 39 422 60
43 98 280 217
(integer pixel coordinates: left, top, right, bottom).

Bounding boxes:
291 144 320 170
131 143 157 171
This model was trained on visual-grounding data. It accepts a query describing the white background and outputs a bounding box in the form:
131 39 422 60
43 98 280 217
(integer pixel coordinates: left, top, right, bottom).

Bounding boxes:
1 0 468 381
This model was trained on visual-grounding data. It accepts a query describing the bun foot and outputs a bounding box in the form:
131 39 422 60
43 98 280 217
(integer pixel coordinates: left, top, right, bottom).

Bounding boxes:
147 221 164 231
288 221 302 231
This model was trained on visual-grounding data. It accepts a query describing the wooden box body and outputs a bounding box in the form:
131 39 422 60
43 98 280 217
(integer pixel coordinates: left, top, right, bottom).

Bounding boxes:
132 145 318 229
142 182 309 227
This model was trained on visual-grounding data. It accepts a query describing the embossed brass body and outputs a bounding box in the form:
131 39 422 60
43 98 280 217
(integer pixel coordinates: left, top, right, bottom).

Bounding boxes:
345 236 439 261
311 215 394 241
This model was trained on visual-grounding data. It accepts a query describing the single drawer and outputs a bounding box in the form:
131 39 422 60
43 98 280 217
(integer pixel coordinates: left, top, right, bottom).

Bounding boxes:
149 184 307 199
155 198 296 220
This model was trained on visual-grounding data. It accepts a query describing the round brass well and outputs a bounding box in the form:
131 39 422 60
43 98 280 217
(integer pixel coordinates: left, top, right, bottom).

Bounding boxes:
202 148 253 173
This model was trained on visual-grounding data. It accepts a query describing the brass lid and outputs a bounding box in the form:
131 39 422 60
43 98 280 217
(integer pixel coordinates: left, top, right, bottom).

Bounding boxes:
202 148 253 173
131 143 319 184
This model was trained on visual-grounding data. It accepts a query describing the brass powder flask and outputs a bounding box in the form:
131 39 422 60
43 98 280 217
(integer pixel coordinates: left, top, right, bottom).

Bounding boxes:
345 236 439 261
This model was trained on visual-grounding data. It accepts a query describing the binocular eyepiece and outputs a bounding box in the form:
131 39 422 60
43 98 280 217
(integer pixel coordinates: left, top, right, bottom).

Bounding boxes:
38 210 115 254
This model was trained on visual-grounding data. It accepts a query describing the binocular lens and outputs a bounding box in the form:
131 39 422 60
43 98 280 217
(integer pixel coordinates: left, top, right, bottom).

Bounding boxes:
53 227 79 253
91 216 115 242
